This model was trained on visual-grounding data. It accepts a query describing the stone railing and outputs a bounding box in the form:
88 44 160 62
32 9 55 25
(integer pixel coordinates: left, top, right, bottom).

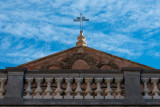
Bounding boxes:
141 69 160 99
0 67 160 106
23 68 124 100
23 77 124 99
0 69 7 99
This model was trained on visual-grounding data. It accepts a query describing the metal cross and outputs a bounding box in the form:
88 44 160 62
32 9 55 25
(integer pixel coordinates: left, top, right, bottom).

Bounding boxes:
73 13 89 32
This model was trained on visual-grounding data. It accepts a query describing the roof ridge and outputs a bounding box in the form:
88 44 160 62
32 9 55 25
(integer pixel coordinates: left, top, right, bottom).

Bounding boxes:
18 47 77 67
18 46 154 69
83 46 153 69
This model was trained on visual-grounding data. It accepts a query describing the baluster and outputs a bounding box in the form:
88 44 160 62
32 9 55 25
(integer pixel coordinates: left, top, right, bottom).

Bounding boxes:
105 78 114 99
44 78 53 99
23 78 33 99
115 78 124 99
0 78 6 99
74 78 83 99
95 78 104 99
142 78 151 99
54 78 63 99
151 78 160 99
33 78 43 99
84 78 93 99
64 78 73 99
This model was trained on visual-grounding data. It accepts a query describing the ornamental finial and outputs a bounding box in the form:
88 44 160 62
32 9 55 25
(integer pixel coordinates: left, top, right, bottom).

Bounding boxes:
73 13 89 47
76 30 87 47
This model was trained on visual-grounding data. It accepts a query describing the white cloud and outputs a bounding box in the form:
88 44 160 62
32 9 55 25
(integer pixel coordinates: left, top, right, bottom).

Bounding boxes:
0 36 54 65
0 0 160 67
155 52 160 57
86 32 144 58
0 37 11 49
0 44 54 65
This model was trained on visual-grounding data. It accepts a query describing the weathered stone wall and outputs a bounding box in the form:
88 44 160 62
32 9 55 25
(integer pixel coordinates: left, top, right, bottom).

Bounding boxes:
0 67 160 106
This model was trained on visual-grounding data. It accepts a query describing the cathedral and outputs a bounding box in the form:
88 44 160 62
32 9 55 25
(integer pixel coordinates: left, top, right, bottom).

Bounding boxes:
0 16 160 106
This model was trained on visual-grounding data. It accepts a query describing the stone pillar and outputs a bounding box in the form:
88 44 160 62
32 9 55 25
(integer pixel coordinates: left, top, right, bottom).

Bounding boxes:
122 67 145 104
4 67 26 104
105 78 114 99
23 78 33 99
44 78 53 99
54 78 63 99
151 78 160 99
64 78 73 99
84 78 93 99
0 78 7 99
115 78 124 99
142 78 151 99
33 78 43 99
95 78 103 99
74 78 83 99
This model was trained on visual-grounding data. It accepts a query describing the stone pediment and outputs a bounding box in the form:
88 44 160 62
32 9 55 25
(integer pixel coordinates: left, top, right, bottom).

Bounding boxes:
18 46 153 70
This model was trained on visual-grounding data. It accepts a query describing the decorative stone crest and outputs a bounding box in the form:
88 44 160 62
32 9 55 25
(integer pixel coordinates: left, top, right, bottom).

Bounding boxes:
62 53 97 69
42 53 119 70
42 62 62 70
96 61 119 70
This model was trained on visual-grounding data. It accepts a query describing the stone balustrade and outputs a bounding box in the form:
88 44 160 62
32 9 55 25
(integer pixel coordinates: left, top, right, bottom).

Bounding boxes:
0 78 7 99
141 69 160 99
141 78 160 99
0 70 7 99
1 67 160 106
23 77 124 99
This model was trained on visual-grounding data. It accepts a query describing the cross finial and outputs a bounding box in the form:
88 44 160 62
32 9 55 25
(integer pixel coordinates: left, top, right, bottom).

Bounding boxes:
73 13 89 32
73 13 89 47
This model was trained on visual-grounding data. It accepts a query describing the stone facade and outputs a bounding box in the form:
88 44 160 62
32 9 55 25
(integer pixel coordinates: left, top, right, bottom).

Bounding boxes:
18 46 153 70
0 67 160 106
0 46 157 106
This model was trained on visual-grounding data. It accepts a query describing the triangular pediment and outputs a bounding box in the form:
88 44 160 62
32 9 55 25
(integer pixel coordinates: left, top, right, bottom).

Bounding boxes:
18 46 153 70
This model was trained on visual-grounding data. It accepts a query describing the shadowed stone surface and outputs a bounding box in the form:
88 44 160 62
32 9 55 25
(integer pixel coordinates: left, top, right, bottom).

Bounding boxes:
123 69 145 104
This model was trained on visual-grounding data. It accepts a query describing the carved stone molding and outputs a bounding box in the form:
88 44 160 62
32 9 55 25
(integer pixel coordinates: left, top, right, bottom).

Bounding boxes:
42 62 62 70
96 61 119 70
62 53 97 69
41 53 118 70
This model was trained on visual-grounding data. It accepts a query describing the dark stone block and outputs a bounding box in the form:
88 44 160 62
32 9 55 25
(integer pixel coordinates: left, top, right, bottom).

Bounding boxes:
4 71 25 104
121 67 143 71
6 67 27 71
123 70 145 104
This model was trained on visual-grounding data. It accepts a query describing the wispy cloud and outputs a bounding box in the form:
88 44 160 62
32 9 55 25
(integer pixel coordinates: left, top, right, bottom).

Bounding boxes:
0 36 54 65
0 0 160 68
86 32 144 58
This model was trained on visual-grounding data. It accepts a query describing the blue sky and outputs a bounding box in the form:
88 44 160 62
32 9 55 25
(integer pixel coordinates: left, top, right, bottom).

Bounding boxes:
0 0 160 69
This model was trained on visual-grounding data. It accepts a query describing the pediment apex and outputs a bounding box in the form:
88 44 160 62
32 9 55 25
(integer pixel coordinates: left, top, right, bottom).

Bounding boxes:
18 46 153 70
